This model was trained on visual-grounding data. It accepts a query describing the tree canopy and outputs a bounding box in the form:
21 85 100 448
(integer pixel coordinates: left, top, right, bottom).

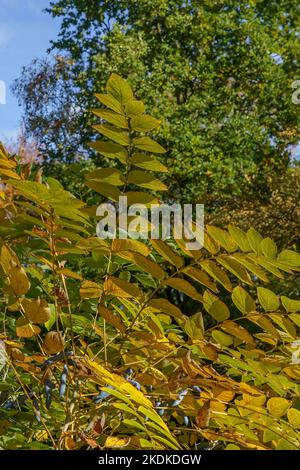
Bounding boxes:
13 0 300 203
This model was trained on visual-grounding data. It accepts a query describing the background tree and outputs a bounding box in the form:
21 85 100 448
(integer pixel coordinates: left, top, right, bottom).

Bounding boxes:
13 0 300 204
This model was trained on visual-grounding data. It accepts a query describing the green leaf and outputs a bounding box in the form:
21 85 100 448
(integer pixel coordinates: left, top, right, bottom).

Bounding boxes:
232 286 256 314
128 170 167 191
85 168 124 186
133 136 166 154
85 181 121 201
184 312 204 340
131 153 168 172
125 100 145 116
93 124 129 146
130 115 160 132
212 330 233 347
203 290 230 322
217 255 252 285
281 296 300 313
206 226 237 252
200 260 232 292
106 73 133 104
89 141 127 164
117 251 165 280
91 109 128 128
95 93 123 114
247 227 263 255
257 287 280 312
260 237 277 259
277 250 300 268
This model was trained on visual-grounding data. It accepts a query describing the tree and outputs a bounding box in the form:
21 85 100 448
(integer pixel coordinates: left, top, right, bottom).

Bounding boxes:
13 0 300 203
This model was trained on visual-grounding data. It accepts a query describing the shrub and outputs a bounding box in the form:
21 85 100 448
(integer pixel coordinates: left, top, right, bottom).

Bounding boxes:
0 75 300 450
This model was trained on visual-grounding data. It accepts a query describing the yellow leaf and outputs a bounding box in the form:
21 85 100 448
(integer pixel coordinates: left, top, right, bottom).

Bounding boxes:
277 249 300 268
57 268 83 280
16 318 40 338
287 408 300 429
203 290 230 322
9 266 31 296
184 312 204 340
125 191 158 206
212 330 233 347
260 237 277 259
183 266 218 292
125 99 145 116
267 397 290 418
212 385 235 403
105 436 130 448
196 401 211 428
151 239 183 268
228 225 251 252
43 331 65 354
112 238 151 257
200 260 232 292
203 231 220 255
22 298 51 324
117 250 165 279
104 276 143 299
249 314 280 339
281 296 300 312
164 277 202 301
247 227 263 255
0 168 21 180
148 298 186 322
85 181 121 201
80 281 102 299
95 93 123 114
98 305 126 334
217 255 252 285
206 226 237 252
221 320 254 344
233 253 269 282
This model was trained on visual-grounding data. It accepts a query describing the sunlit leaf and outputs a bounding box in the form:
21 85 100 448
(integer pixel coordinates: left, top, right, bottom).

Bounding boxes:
232 286 256 314
267 397 290 418
257 287 280 312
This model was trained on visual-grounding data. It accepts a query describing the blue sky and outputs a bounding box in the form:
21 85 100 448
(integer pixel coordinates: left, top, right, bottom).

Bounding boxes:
0 0 60 141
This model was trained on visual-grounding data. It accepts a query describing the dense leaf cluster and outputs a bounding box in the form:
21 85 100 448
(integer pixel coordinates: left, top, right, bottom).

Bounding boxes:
0 76 300 450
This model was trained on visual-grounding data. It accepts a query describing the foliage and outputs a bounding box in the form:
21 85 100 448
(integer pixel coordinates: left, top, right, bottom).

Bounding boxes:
13 0 300 203
1 75 300 450
207 166 300 298
208 166 300 252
